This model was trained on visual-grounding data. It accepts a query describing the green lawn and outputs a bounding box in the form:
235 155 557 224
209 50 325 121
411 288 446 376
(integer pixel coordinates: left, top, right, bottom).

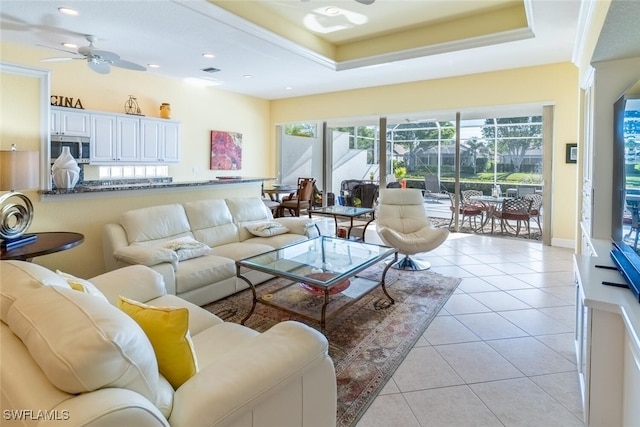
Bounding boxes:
408 172 543 184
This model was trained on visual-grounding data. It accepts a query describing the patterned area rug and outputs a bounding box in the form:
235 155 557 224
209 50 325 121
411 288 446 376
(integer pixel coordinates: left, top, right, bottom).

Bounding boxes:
202 264 460 427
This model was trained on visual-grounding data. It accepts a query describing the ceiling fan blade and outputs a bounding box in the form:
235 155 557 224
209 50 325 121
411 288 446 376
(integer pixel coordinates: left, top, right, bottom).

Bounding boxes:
41 57 77 62
111 59 147 72
355 0 375 4
37 44 80 55
88 60 111 74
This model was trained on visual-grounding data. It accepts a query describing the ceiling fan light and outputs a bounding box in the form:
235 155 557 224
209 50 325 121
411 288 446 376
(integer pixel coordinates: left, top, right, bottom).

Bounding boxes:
325 7 341 15
58 7 79 16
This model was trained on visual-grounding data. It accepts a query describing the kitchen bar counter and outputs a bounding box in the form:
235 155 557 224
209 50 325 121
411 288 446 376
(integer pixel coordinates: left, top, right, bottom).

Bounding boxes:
41 177 268 197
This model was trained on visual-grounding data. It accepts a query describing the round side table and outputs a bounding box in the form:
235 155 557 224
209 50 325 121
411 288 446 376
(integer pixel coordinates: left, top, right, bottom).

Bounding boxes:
1 232 85 262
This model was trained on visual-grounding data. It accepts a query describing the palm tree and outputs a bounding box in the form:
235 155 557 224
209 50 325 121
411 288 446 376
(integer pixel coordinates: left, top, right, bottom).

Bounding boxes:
463 137 489 174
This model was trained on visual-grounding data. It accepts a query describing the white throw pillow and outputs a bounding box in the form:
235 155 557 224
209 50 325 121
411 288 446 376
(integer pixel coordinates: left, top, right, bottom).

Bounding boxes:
162 236 211 261
7 286 160 403
246 221 289 237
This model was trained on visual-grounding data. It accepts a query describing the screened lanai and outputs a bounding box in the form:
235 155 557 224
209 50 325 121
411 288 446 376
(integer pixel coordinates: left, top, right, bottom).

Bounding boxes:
275 104 552 243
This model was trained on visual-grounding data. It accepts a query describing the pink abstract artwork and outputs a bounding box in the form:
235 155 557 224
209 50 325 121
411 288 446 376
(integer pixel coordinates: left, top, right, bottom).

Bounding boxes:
210 130 242 170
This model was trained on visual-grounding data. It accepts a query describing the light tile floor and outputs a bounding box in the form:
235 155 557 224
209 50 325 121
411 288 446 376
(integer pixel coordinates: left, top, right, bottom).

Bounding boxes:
315 218 584 427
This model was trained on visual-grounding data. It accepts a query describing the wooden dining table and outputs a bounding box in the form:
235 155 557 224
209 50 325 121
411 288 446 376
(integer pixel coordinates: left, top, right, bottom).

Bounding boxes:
263 185 298 202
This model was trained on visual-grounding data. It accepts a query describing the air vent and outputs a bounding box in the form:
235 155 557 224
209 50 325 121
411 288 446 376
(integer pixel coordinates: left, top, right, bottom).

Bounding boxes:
201 67 221 73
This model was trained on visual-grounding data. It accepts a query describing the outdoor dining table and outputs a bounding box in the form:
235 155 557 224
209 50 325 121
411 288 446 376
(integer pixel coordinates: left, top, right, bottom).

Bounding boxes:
469 195 512 231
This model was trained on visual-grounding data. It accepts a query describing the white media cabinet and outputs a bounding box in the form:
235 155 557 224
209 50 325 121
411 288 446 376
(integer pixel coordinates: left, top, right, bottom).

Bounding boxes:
574 241 640 426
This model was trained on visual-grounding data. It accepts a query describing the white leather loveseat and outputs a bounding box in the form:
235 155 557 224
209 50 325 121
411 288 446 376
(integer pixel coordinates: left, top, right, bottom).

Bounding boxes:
103 197 316 306
0 260 337 427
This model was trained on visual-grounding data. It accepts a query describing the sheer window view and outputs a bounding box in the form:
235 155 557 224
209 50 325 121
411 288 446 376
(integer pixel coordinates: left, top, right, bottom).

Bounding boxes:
382 117 543 194
279 113 544 238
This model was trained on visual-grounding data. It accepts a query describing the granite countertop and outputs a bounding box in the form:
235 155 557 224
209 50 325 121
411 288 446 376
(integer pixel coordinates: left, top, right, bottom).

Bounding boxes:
41 177 268 195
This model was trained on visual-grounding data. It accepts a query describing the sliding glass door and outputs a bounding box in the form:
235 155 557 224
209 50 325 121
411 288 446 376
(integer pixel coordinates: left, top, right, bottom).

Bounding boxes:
276 106 548 241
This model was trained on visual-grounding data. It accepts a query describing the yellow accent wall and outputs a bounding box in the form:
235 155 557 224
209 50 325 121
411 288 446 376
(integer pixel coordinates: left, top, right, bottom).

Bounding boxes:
1 72 41 151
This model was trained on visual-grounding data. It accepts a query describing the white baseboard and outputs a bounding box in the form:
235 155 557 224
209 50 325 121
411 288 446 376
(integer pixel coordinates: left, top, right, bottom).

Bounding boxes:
551 237 576 250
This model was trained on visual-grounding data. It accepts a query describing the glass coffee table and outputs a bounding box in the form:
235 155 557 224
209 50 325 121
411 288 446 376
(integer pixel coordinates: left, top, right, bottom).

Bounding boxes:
236 236 397 332
308 205 375 241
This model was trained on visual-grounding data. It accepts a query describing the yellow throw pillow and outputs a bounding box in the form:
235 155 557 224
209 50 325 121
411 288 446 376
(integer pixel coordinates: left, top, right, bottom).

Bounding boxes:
118 296 198 389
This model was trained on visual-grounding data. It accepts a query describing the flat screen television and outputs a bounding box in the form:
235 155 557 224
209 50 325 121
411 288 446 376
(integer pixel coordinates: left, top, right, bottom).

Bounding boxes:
610 78 640 302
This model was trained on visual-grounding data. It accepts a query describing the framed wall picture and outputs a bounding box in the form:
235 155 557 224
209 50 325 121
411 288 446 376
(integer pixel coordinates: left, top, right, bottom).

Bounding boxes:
566 143 577 163
210 130 242 170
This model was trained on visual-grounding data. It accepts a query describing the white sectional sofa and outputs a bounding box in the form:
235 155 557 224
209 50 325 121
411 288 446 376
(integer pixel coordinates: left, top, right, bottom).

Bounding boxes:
103 197 316 305
0 260 336 427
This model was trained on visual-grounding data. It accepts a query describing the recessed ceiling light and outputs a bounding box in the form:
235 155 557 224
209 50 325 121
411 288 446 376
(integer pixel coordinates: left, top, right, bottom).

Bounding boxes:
58 7 79 16
202 53 215 59
285 86 293 90
325 7 341 15
148 64 160 68
62 43 78 49
243 74 253 79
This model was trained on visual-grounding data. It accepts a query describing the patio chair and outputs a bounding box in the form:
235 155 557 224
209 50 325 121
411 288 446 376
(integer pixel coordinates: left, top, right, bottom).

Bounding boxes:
517 186 535 197
491 197 533 238
351 183 379 208
524 193 543 230
461 189 483 203
461 190 488 213
424 175 446 201
312 183 335 207
339 179 364 206
448 192 484 231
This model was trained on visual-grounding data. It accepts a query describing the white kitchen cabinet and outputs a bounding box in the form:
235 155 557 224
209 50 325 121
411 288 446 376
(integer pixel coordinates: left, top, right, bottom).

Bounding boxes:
116 116 140 162
52 106 179 164
574 252 640 426
89 113 178 164
51 107 91 137
140 118 180 163
91 115 140 163
90 114 117 162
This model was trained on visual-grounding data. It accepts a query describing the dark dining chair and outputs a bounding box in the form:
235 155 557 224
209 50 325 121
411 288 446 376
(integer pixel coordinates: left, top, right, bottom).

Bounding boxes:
277 177 316 217
351 183 379 209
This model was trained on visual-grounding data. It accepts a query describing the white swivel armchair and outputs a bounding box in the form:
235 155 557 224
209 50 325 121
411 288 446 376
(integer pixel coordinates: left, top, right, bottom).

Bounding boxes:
376 189 449 270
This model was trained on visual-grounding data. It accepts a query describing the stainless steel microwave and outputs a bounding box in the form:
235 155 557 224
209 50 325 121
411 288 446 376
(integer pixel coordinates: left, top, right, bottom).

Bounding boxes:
50 135 90 163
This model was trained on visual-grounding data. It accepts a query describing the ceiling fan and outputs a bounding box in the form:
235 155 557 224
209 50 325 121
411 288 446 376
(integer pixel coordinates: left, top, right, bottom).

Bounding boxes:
41 35 146 74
